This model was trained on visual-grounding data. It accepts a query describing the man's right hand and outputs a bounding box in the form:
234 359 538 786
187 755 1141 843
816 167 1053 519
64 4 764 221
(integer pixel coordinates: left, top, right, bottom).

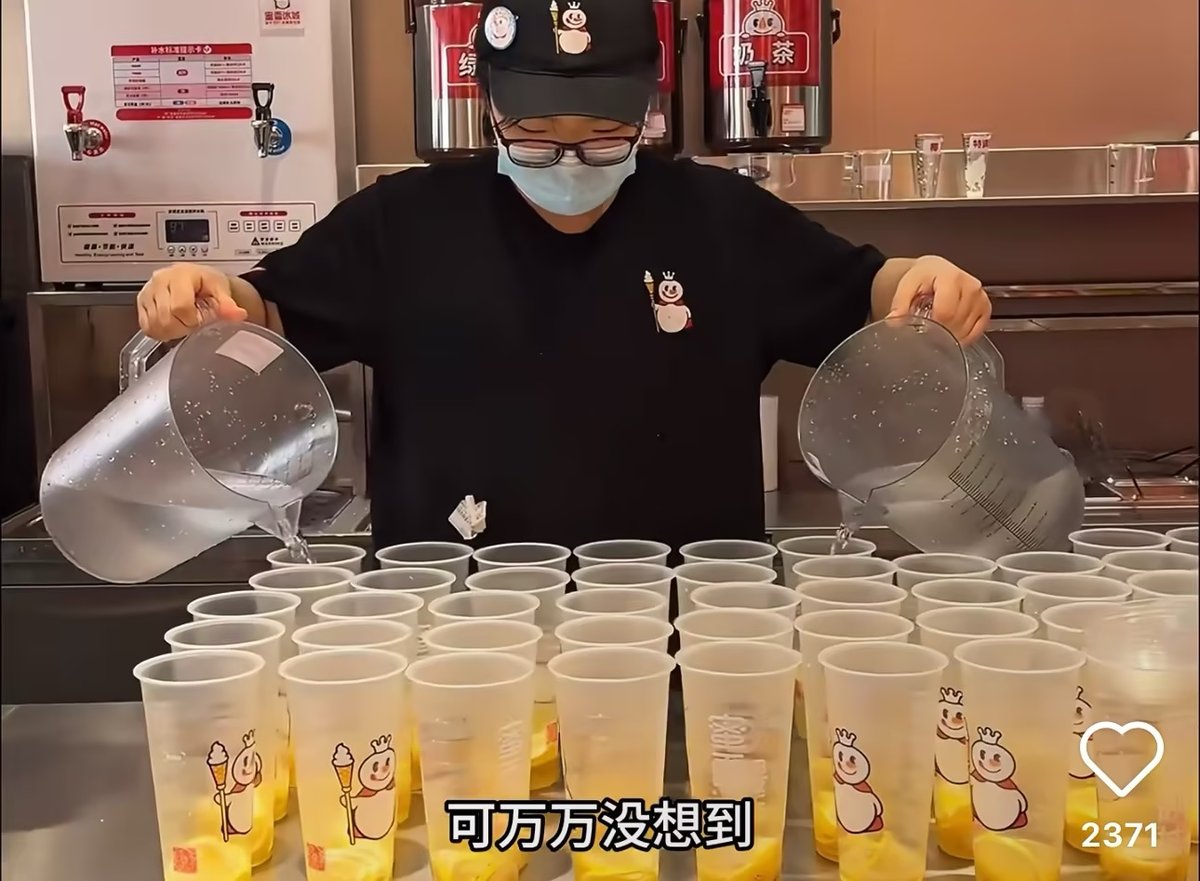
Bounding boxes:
136 263 250 341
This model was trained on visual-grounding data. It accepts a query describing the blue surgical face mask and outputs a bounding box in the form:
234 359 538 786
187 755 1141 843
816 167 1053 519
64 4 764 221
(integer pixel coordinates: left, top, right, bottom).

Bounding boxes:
497 148 638 216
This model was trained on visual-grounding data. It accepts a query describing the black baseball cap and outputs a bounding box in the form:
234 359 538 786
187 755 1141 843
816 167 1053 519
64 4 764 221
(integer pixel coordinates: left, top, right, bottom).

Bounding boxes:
475 0 660 126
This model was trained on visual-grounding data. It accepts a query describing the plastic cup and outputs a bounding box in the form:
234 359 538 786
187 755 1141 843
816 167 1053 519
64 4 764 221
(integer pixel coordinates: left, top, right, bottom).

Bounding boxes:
1017 573 1132 619
571 562 675 600
250 566 354 629
793 556 898 586
794 610 913 858
188 591 301 648
186 591 303 798
556 615 674 653
375 541 472 591
573 539 671 567
777 535 877 588
311 591 423 630
915 607 1039 858
164 619 289 825
955 638 1085 881
689 583 800 621
911 578 1025 614
674 561 777 617
267 543 367 573
465 566 570 791
423 620 542 660
473 542 571 571
407 652 535 881
674 608 794 650
679 538 777 568
426 590 539 627
548 647 676 881
278 649 408 880
1039 601 1128 852
818 642 948 879
893 553 997 589
995 552 1103 584
1166 525 1199 555
1128 569 1200 599
351 568 455 655
134 649 265 881
797 578 907 615
1069 528 1169 557
1083 600 1199 874
677 641 801 881
1102 549 1199 582
292 619 418 663
556 587 668 623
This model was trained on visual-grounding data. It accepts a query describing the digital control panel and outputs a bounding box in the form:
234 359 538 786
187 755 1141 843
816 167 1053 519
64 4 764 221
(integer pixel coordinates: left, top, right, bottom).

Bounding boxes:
57 202 317 266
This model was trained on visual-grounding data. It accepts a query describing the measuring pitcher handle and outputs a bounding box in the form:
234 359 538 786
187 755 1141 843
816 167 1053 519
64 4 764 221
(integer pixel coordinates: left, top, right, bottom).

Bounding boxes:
910 294 1005 387
119 299 220 391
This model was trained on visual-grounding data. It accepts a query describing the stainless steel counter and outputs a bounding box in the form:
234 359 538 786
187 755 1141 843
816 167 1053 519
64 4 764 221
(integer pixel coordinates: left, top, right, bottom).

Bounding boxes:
4 702 1190 881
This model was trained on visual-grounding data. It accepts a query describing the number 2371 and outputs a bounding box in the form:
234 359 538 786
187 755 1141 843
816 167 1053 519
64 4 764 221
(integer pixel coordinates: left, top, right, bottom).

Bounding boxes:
1082 822 1158 848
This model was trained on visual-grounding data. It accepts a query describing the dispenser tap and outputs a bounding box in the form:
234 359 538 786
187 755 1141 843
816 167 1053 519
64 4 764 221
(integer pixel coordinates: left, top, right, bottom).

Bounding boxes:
251 82 280 158
61 86 111 161
745 62 772 140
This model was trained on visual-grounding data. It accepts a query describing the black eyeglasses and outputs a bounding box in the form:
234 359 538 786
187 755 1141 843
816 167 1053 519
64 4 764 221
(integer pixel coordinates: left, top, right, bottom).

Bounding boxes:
493 128 641 169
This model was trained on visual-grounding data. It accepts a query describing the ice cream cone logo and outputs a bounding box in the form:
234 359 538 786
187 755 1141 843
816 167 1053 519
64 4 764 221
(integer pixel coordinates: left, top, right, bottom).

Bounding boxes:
207 741 231 842
332 743 356 844
550 1 560 52
643 270 659 332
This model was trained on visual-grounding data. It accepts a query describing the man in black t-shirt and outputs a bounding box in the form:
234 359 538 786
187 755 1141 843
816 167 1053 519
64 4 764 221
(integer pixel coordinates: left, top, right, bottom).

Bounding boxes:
136 0 991 551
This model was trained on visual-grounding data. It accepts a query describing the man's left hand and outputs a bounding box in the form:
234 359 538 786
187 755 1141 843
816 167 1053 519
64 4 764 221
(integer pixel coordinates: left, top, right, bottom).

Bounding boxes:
888 256 991 344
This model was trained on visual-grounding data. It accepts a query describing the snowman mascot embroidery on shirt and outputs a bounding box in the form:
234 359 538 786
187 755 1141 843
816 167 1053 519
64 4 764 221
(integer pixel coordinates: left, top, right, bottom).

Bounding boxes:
653 272 693 333
1068 687 1095 781
970 726 1028 831
832 728 884 834
336 736 397 842
934 687 970 785
217 731 262 837
556 2 592 54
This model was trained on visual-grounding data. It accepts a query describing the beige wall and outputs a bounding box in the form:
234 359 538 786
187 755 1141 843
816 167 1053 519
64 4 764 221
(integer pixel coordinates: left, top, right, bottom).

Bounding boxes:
4 0 1196 161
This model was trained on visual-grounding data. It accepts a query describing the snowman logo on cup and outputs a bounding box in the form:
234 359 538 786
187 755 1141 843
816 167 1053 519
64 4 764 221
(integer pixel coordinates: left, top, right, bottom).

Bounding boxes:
1068 687 1095 780
832 728 884 834
934 687 969 785
207 731 261 840
332 736 397 843
970 726 1028 831
556 2 592 54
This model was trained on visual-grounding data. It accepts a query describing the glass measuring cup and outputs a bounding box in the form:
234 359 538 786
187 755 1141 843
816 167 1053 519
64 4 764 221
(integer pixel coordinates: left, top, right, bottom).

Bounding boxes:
798 303 1084 557
41 321 336 583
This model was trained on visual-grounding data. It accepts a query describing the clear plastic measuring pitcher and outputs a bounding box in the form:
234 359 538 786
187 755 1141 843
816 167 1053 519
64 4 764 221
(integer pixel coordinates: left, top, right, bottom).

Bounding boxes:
40 321 336 583
798 306 1083 557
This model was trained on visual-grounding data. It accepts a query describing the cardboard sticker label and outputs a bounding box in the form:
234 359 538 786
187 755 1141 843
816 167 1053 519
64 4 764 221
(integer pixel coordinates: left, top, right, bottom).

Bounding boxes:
781 104 806 133
215 331 283 374
260 0 306 34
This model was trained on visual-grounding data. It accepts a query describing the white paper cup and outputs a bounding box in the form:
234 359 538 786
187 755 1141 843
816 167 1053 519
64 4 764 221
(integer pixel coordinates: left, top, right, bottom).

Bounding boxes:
793 556 897 586
1017 574 1132 618
893 554 997 590
1101 550 1199 582
1127 570 1200 600
572 540 671 567
1166 526 1199 556
473 543 571 572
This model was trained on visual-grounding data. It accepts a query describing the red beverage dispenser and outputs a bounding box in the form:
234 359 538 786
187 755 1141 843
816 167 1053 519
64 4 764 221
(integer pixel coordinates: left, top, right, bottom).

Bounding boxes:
408 0 685 161
700 0 840 153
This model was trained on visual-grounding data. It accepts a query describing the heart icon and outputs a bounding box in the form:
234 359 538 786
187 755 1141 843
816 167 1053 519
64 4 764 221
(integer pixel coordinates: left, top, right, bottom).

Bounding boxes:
1079 721 1165 799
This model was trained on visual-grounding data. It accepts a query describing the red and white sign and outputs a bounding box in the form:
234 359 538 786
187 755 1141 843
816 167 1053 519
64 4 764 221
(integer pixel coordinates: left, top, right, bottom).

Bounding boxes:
431 3 484 95
707 0 821 88
260 0 305 34
111 43 254 121
652 0 676 94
